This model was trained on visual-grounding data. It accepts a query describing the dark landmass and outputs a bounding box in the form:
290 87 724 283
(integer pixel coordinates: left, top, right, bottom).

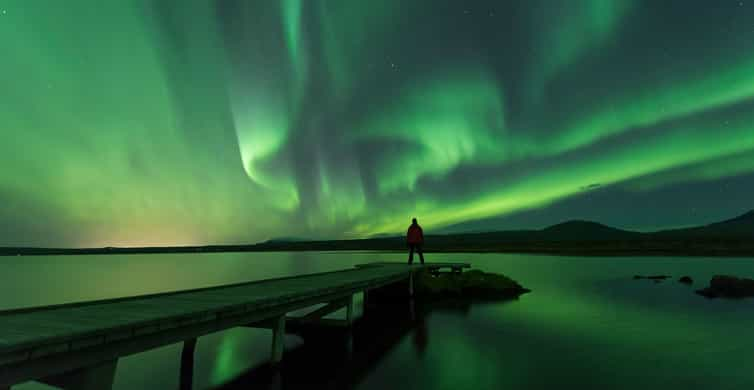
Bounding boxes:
361 269 529 303
696 275 754 298
415 269 530 299
2 210 753 257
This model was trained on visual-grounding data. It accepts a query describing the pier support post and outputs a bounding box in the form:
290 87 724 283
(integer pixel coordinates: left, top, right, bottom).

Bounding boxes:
345 330 354 359
270 370 282 390
179 338 197 390
345 294 355 325
37 359 118 390
271 315 286 364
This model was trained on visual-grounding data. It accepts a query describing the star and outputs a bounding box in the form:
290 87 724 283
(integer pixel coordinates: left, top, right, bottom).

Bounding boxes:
1 10 7 15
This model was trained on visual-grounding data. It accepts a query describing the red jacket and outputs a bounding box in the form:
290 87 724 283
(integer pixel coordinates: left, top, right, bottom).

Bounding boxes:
407 224 424 245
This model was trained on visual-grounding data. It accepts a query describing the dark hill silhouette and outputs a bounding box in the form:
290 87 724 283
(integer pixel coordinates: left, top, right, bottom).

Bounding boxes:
653 210 754 239
264 237 308 243
539 220 640 241
1 209 753 257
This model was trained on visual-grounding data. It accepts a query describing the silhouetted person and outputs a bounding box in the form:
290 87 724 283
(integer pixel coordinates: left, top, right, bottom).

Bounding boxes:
407 218 425 265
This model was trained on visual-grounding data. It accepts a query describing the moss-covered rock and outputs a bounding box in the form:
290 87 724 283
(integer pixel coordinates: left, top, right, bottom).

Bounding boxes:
415 270 530 299
697 275 754 298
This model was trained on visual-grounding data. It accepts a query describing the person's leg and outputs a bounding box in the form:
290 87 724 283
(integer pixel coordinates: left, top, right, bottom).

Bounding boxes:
418 245 425 264
408 244 415 265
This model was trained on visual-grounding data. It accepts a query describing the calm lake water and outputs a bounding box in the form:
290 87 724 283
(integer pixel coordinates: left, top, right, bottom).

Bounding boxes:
3 252 754 389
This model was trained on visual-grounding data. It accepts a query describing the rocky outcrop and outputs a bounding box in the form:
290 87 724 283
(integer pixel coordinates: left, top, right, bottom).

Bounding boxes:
679 276 693 284
696 275 754 298
415 270 530 299
633 275 671 281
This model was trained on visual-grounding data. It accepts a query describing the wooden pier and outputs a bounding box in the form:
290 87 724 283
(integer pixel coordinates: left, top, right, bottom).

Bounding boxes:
0 262 469 389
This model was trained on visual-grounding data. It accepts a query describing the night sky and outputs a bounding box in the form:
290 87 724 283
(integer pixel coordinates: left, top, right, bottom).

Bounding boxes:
2 0 754 247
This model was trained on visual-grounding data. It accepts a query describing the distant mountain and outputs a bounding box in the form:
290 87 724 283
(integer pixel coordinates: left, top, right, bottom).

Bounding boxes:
539 220 640 241
653 210 754 239
264 237 309 243
1 209 753 256
248 210 754 255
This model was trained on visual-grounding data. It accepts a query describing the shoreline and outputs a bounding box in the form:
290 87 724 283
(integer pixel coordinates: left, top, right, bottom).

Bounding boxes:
2 242 754 257
4 211 753 258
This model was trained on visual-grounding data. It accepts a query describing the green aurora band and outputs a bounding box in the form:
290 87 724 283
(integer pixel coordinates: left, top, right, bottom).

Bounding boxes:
1 0 754 246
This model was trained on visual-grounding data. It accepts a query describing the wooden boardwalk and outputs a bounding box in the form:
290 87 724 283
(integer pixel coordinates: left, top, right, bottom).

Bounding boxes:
0 262 468 389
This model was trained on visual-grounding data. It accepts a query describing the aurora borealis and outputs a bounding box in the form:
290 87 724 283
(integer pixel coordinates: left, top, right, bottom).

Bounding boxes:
2 0 754 247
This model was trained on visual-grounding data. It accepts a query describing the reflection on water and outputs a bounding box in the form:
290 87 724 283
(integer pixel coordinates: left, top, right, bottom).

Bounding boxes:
4 252 754 389
214 299 443 390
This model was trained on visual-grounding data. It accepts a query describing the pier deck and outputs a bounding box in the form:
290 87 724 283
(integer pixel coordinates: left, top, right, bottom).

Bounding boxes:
0 262 468 388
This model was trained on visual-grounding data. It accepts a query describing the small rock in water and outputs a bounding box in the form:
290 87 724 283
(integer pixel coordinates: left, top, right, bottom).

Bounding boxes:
679 276 693 284
633 275 671 281
696 275 754 299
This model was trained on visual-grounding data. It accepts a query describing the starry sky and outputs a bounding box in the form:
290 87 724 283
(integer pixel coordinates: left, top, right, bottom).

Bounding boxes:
1 0 754 247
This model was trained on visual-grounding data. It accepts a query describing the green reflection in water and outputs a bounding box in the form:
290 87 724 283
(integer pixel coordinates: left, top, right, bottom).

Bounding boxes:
5 253 754 389
210 332 243 387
